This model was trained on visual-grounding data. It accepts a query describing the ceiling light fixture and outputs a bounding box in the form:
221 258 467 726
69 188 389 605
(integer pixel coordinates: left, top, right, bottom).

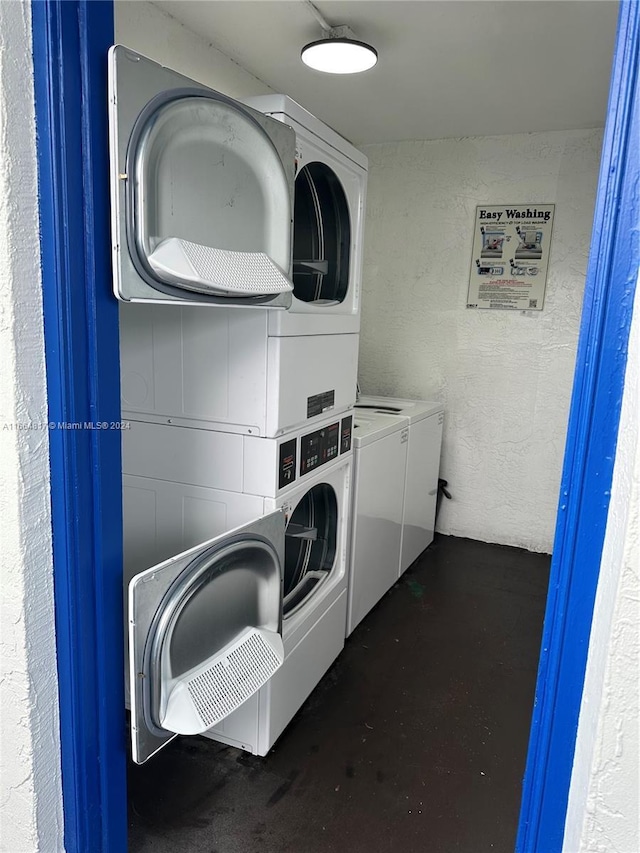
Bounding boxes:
301 3 377 75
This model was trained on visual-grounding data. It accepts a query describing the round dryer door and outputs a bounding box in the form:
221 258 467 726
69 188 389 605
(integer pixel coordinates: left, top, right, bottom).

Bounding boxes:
292 163 351 305
128 510 285 764
109 46 295 307
283 482 338 616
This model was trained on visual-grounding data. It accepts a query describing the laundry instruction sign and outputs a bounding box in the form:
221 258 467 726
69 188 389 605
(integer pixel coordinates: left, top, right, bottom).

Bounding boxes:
467 204 555 311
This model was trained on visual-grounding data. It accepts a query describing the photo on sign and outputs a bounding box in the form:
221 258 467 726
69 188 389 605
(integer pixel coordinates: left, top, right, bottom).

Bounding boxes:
467 205 555 311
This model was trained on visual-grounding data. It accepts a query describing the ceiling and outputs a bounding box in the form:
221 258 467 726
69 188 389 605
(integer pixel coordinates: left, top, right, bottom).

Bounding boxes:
154 0 618 145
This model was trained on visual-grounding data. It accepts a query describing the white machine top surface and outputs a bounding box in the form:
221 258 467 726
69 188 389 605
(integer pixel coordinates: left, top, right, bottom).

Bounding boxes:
353 410 410 448
356 395 443 425
242 94 368 171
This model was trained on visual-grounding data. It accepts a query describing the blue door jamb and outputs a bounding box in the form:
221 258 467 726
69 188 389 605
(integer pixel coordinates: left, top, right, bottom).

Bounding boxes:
30 1 638 851
31 2 127 851
516 2 640 851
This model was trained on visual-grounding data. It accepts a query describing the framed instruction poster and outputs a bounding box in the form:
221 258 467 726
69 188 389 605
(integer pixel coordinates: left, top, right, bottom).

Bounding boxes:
467 204 555 310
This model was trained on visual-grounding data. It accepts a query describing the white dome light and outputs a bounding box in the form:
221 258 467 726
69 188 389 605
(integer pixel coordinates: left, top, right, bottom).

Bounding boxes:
301 38 378 74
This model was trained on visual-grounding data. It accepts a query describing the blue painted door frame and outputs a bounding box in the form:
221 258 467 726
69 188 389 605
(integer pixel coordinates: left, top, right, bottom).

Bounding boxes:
516 3 640 849
31 2 127 851
30 2 638 852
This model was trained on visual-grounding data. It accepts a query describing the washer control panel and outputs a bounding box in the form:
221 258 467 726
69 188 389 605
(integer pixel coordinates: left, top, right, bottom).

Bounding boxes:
300 421 340 476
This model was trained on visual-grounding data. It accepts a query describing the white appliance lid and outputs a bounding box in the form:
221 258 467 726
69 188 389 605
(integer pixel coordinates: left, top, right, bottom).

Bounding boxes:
353 411 410 447
356 395 443 424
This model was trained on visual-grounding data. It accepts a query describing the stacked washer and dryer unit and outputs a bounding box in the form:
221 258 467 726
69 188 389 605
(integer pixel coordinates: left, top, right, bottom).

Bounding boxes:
109 47 367 763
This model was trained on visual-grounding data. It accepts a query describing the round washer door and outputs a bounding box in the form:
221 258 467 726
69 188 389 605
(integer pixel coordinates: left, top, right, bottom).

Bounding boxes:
283 482 338 616
292 163 351 305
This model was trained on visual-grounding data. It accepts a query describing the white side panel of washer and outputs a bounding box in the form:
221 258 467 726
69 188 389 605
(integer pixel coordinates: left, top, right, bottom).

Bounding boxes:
400 412 444 574
347 423 408 636
266 333 358 436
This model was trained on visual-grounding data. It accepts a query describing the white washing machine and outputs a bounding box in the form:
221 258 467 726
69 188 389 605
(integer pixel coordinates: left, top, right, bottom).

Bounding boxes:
244 94 368 337
122 410 354 758
346 411 409 636
356 396 444 573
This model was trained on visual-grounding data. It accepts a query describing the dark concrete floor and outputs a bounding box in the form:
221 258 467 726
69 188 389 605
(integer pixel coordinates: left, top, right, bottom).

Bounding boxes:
128 534 550 853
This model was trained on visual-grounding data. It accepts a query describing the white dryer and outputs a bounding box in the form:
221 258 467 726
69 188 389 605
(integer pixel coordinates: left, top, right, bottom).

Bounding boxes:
244 95 368 337
122 411 354 757
356 396 444 573
111 50 360 437
347 410 409 636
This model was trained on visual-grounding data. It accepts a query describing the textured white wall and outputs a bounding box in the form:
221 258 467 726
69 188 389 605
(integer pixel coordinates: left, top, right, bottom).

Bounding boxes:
115 1 274 98
564 271 640 853
0 2 64 852
358 129 603 552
